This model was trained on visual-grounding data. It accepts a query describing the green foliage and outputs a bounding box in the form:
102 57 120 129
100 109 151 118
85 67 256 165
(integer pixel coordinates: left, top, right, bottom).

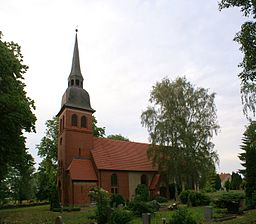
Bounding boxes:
179 191 210 207
154 195 168 203
239 121 256 206
169 208 197 224
127 201 155 216
135 184 149 201
141 77 219 190
107 134 129 141
219 1 256 118
230 172 243 190
109 208 132 224
214 191 245 213
0 34 36 181
36 117 58 202
224 180 231 192
49 186 60 210
92 116 106 137
89 187 111 224
110 193 125 208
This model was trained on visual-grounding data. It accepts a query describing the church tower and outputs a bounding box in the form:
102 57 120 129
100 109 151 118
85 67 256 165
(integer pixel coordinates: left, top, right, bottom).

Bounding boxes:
57 30 96 206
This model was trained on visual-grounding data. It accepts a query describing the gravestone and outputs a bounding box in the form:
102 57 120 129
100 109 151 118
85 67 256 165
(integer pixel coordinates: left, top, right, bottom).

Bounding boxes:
142 213 151 224
55 216 64 224
204 206 213 222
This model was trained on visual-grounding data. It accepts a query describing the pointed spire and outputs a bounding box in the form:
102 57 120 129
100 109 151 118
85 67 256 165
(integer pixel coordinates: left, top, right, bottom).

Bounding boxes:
68 29 84 88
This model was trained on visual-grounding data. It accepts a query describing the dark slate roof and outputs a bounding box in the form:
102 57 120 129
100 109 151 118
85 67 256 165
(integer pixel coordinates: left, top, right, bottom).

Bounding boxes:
58 31 95 114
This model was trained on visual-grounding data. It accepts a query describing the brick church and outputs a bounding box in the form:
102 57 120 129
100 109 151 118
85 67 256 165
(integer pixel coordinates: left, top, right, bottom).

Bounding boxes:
57 31 161 206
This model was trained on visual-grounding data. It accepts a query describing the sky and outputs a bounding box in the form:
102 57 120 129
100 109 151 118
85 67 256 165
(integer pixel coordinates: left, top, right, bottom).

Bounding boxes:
1 0 249 173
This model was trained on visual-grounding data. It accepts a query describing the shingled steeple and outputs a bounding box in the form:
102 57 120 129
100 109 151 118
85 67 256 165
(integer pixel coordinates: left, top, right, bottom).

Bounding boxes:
68 30 83 88
58 30 95 114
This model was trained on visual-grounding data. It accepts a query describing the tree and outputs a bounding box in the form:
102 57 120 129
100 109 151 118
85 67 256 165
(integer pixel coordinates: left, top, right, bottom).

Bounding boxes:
107 134 129 141
219 1 256 118
141 77 219 190
230 172 242 190
0 34 36 180
93 116 106 137
239 121 256 206
215 174 222 191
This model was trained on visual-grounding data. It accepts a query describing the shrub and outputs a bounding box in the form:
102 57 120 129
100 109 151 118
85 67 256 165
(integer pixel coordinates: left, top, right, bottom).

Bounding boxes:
169 208 197 224
214 191 245 213
110 193 125 208
135 184 149 201
110 208 132 224
179 190 210 206
89 187 111 224
127 201 155 216
154 196 168 203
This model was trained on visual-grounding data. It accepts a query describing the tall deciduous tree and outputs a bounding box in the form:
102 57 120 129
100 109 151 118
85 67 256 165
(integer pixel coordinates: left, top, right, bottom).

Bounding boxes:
0 34 36 180
219 1 256 118
239 121 256 206
141 77 219 190
107 134 129 141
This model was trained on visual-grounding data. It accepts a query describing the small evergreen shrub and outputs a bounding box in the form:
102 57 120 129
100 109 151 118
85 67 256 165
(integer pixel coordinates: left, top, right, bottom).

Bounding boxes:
154 196 168 203
214 191 245 213
127 201 154 216
110 208 132 224
135 184 149 201
179 190 210 206
169 208 197 224
110 193 125 208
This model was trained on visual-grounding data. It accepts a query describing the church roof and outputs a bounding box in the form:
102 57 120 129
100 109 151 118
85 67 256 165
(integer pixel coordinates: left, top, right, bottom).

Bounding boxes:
91 138 158 172
58 30 95 115
67 159 98 181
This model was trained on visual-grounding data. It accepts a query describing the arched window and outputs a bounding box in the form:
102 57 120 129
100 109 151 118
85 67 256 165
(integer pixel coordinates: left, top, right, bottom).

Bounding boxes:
60 118 62 132
62 116 65 129
81 116 87 128
71 114 78 126
111 174 118 194
75 79 79 86
141 174 148 185
71 79 74 86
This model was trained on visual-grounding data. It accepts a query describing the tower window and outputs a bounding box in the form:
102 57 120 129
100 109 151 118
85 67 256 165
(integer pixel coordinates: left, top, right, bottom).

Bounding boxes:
71 114 78 126
75 79 79 86
81 116 87 128
60 118 62 132
71 79 74 86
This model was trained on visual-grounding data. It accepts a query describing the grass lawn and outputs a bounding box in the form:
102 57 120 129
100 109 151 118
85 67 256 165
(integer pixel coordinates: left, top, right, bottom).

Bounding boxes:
1 204 256 224
0 205 95 224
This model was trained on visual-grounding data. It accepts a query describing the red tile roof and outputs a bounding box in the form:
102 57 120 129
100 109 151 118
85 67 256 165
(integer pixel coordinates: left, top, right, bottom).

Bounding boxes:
92 137 158 172
67 159 98 181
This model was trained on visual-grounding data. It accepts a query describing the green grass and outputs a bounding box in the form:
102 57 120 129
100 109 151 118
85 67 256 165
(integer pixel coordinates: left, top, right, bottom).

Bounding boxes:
1 203 256 224
0 205 95 224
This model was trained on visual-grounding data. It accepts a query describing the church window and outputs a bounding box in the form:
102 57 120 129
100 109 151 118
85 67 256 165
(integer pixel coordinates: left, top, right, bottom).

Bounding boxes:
111 174 118 194
141 174 148 185
62 116 65 129
60 118 62 132
60 137 62 145
71 79 74 86
81 116 87 128
75 79 79 86
71 114 78 126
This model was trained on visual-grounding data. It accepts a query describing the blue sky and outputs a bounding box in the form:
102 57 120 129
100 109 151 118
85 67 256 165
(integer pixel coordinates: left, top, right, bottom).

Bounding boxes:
1 0 248 173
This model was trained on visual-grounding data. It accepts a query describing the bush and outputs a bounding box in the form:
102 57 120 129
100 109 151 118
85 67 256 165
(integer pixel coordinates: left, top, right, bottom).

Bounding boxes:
135 184 149 201
110 208 132 224
110 193 125 208
127 201 155 216
179 190 210 207
154 196 168 203
89 187 111 224
169 208 197 224
214 191 245 213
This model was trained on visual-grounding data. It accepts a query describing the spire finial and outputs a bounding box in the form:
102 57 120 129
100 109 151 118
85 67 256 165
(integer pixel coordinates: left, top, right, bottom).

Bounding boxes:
75 25 78 33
